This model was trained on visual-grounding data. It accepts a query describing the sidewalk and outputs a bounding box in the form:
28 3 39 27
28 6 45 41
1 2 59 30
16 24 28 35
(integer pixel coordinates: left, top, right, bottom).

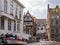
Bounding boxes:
49 42 60 45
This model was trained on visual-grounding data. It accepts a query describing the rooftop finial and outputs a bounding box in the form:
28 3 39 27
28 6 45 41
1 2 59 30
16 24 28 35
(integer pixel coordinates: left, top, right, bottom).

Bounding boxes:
48 4 49 9
27 11 29 14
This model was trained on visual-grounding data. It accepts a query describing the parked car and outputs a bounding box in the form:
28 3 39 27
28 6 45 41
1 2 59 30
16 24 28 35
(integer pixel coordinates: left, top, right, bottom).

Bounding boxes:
5 34 27 44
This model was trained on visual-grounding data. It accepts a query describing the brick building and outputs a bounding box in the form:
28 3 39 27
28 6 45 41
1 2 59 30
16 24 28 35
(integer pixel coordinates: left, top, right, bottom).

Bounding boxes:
47 4 60 41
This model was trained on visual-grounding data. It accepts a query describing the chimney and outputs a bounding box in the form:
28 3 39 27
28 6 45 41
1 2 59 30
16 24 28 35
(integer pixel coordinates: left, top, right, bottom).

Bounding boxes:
48 4 49 10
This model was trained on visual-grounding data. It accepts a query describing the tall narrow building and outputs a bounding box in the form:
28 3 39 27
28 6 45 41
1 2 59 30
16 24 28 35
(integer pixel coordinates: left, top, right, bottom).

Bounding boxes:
47 4 60 41
23 11 37 36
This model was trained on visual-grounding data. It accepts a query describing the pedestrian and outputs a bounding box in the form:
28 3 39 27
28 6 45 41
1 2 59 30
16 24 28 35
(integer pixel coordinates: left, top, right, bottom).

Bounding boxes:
5 33 9 38
0 34 5 43
15 35 17 40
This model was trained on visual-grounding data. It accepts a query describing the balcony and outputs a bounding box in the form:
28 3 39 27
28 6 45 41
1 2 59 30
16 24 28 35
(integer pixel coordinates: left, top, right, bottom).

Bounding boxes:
0 11 14 20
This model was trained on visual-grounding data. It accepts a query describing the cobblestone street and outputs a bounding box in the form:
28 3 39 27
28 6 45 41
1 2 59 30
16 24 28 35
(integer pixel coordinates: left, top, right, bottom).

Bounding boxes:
25 41 60 45
25 42 49 45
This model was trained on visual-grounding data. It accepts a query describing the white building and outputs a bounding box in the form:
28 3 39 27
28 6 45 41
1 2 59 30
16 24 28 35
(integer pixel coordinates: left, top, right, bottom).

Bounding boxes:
36 19 46 35
37 25 46 34
0 0 25 35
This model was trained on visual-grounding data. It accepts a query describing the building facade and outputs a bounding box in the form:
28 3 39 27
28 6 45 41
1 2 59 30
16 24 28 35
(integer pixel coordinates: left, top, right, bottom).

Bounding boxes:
36 19 46 39
23 11 37 36
47 4 60 41
0 0 25 35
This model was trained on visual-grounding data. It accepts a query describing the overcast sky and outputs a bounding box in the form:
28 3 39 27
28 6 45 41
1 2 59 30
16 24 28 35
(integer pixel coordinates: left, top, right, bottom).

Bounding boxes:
19 0 60 19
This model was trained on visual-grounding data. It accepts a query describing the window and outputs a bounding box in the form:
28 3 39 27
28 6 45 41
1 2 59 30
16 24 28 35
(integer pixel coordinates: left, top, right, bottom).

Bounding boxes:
15 7 18 15
10 1 13 16
26 25 32 28
56 27 58 33
4 0 7 12
51 28 54 33
19 11 21 20
8 20 11 30
1 17 4 29
56 19 59 25
41 28 43 30
27 22 30 24
37 28 39 30
51 16 55 19
24 20 32 22
56 16 59 19
14 21 16 31
17 21 20 31
27 16 30 19
51 19 54 25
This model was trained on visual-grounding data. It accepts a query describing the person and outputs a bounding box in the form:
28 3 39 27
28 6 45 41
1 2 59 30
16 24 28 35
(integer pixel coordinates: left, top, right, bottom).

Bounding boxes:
5 33 9 38
15 35 17 40
0 34 5 43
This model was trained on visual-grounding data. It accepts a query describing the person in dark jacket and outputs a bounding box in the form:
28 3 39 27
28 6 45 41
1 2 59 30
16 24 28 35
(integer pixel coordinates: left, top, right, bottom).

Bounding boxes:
15 35 17 40
0 34 5 43
5 33 9 38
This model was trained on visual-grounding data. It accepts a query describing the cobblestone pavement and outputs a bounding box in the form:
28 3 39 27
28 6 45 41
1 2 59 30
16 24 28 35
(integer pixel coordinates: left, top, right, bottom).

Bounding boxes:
25 41 60 45
25 42 50 45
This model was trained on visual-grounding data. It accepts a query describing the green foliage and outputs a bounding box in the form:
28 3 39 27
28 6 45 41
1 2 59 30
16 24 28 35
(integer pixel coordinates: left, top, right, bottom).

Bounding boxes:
58 8 60 15
55 6 60 20
55 6 60 15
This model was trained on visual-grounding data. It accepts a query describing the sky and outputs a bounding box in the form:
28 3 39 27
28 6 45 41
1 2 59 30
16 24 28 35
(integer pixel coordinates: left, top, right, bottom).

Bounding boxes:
19 0 60 19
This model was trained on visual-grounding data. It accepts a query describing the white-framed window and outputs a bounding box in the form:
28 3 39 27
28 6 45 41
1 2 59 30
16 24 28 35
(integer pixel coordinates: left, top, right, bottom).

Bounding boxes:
10 1 13 16
8 19 11 30
14 21 16 31
1 17 4 29
15 7 18 15
4 0 7 12
19 11 21 20
17 21 20 31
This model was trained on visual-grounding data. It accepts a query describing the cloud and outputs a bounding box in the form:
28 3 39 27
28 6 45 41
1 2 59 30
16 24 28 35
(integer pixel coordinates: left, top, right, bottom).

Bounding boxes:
19 0 47 19
30 6 47 19
48 0 60 8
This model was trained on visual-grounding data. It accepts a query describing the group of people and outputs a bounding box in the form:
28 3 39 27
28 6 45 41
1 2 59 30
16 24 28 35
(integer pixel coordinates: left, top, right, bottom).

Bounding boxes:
0 33 7 43
0 33 17 43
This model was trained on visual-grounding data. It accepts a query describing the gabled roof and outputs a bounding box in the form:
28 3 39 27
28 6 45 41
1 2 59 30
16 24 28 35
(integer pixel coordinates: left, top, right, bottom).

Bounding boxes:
36 19 46 25
23 11 36 21
24 11 32 19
